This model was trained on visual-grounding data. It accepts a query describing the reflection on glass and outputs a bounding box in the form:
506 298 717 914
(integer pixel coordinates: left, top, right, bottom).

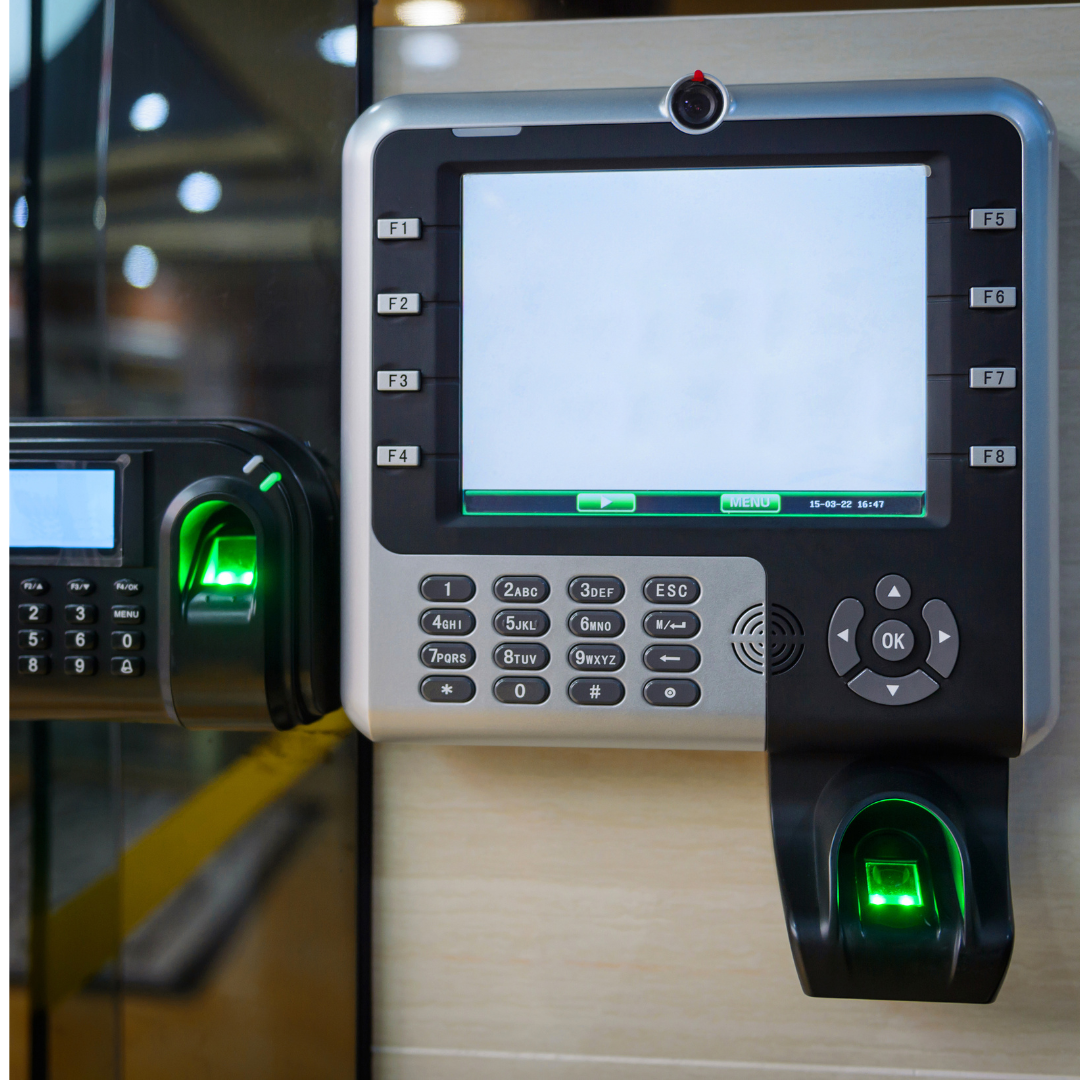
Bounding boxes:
128 91 168 131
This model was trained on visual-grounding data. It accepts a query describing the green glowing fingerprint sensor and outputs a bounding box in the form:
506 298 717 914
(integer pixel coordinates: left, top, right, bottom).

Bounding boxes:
201 535 257 588
865 859 924 908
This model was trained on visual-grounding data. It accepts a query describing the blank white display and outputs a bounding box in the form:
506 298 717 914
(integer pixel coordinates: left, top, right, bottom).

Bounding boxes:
461 165 927 494
10 469 116 549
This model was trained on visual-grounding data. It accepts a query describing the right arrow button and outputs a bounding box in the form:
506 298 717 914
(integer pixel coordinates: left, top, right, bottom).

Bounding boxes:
922 599 960 678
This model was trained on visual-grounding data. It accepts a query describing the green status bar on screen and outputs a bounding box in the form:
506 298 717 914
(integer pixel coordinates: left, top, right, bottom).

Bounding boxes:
462 490 926 518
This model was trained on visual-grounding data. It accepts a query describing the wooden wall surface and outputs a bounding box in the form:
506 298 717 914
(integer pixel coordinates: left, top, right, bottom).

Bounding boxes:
370 7 1080 1076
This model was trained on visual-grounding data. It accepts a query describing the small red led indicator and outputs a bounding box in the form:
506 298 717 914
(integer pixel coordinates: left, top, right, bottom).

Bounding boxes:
692 70 705 82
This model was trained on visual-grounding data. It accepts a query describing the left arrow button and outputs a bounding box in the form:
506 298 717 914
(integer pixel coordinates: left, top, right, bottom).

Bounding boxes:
828 598 864 676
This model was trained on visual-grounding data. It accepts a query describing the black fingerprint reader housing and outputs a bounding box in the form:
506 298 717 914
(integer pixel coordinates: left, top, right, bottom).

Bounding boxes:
10 419 339 730
343 77 1058 1001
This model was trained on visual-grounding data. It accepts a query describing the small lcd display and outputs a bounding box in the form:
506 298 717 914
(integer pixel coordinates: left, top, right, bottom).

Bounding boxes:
10 468 117 549
461 164 928 517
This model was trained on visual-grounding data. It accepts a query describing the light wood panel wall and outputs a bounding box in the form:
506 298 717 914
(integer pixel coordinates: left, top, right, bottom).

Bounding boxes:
371 7 1080 1076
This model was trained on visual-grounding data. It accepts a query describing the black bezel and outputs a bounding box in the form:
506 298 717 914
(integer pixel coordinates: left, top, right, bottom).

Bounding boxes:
371 113 1024 754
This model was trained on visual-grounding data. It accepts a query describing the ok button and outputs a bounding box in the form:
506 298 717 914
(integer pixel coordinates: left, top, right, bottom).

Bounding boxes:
873 620 914 662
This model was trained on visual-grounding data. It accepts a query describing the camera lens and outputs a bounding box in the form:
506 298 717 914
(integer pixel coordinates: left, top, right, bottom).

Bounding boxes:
670 76 725 131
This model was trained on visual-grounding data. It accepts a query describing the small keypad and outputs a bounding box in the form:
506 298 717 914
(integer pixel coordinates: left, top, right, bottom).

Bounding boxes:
567 643 624 672
111 604 144 625
419 642 475 669
65 630 97 650
420 675 475 702
65 603 98 625
643 679 700 707
111 656 145 677
19 629 50 650
18 603 51 624
113 578 142 595
18 655 50 676
111 630 144 651
493 677 549 704
568 610 625 637
568 576 624 604
643 611 700 638
643 577 700 604
20 578 48 595
420 575 475 602
65 655 97 676
492 643 549 670
642 645 699 672
493 576 550 602
420 609 475 636
568 677 624 706
493 609 549 637
66 578 95 596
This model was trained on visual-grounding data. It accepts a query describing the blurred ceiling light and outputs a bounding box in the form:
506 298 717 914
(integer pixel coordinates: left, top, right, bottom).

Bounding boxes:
396 0 465 27
317 25 357 66
177 172 222 214
93 196 106 230
12 196 29 229
123 245 159 289
129 92 170 131
399 31 460 70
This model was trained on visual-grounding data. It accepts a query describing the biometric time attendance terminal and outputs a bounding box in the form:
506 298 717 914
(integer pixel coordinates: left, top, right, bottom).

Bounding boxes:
341 76 1058 1001
10 419 339 730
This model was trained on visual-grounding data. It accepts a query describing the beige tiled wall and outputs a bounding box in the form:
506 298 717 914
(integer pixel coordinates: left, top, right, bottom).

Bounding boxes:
372 8 1080 1075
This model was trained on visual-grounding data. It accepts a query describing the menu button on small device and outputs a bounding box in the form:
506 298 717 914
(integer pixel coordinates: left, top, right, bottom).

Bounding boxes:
420 675 475 702
111 605 144 624
377 218 421 240
377 293 420 315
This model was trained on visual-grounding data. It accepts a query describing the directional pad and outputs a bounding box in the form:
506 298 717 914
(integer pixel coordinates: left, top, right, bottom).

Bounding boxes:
828 583 960 706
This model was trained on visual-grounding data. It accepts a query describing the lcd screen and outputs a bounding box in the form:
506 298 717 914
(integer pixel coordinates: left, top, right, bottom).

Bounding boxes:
10 468 117 549
461 164 928 517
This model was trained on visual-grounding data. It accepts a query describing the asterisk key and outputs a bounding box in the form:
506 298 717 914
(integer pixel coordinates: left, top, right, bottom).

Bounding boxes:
440 683 454 695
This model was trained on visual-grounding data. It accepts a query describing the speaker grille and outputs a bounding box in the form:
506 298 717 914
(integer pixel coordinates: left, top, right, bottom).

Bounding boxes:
731 604 805 675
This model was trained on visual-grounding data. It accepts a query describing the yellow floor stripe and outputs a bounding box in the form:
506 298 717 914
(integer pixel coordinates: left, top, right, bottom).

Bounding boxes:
43 710 354 1006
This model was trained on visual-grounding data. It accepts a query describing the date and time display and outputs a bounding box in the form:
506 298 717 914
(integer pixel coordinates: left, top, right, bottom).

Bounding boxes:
462 491 926 517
